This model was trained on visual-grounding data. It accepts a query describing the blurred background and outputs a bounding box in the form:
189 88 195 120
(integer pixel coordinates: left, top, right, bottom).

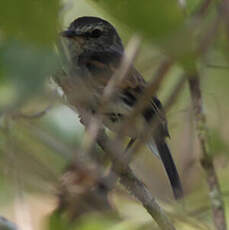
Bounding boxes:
0 0 229 229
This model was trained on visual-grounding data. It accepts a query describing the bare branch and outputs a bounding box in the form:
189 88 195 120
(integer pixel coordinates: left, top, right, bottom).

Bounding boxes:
188 71 227 230
95 129 176 230
10 105 53 120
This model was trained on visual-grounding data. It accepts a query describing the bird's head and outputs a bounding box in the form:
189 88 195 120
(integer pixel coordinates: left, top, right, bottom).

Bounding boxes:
62 16 124 55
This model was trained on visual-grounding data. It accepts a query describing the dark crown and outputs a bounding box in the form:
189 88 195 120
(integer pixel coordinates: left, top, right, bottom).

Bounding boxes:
69 16 111 29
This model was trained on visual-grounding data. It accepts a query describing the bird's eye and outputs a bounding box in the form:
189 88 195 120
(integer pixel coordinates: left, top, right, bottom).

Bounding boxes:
90 29 102 38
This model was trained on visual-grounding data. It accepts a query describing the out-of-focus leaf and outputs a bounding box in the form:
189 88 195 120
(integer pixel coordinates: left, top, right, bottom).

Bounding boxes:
90 0 219 71
0 161 14 205
0 40 58 107
48 212 119 230
48 211 74 230
0 119 68 198
185 0 202 15
89 0 198 71
74 215 116 230
0 57 4 82
90 0 184 42
216 27 229 66
0 0 60 108
0 0 60 45
209 129 229 156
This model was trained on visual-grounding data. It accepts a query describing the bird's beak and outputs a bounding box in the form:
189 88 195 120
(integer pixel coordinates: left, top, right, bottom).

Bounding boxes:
61 30 85 45
61 29 84 38
61 30 76 38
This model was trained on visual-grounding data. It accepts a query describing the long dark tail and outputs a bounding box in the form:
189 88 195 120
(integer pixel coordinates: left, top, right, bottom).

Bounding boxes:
155 139 183 199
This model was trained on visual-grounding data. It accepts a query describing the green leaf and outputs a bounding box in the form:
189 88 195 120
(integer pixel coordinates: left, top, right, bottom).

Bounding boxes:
209 129 229 156
0 40 58 107
0 0 60 45
48 212 119 230
90 0 184 42
185 0 202 15
48 211 74 230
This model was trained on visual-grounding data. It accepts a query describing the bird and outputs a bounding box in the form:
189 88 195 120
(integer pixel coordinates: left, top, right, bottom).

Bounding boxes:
56 16 183 199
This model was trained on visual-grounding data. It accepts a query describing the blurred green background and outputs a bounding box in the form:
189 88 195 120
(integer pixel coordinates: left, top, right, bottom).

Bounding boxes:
0 0 229 229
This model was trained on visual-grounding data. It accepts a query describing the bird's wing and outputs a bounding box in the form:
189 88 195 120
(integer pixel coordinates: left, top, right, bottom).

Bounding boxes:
126 68 183 199
123 67 169 138
86 54 169 134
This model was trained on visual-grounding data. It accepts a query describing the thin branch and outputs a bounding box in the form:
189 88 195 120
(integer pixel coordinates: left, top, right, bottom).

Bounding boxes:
2 119 34 230
188 71 227 230
10 105 53 120
103 36 141 99
95 129 176 230
186 6 227 229
197 15 221 56
164 75 186 110
206 64 229 69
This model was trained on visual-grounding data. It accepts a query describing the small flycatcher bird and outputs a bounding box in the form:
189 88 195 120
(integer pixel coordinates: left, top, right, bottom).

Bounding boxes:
57 16 183 199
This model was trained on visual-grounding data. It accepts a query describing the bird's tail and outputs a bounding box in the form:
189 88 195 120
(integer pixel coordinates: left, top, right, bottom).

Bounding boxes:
148 139 183 199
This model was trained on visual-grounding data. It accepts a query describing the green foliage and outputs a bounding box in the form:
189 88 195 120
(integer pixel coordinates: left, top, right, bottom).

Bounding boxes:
0 40 58 106
89 0 198 71
0 120 66 197
48 211 74 230
209 129 229 156
0 0 60 45
48 212 118 230
91 0 184 42
90 0 219 71
185 0 202 15
0 0 60 107
216 27 229 63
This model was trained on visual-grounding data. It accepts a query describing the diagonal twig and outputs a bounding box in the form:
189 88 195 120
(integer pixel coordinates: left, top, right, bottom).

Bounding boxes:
94 129 176 230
